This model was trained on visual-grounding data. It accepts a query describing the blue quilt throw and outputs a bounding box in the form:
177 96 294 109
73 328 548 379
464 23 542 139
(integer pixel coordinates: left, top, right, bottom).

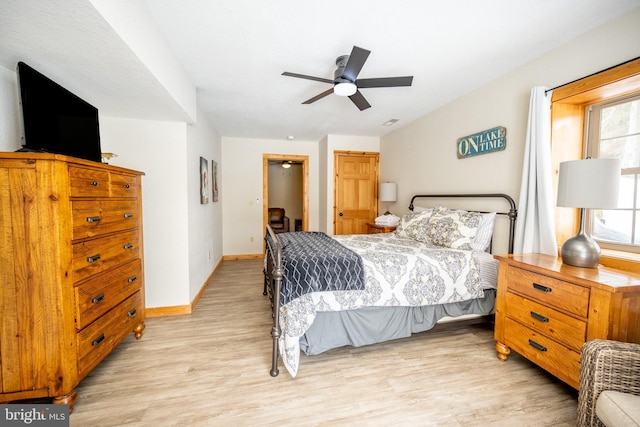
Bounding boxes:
271 231 366 306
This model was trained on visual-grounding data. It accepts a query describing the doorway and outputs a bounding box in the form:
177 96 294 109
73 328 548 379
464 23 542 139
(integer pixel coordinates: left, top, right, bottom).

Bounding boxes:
263 154 309 236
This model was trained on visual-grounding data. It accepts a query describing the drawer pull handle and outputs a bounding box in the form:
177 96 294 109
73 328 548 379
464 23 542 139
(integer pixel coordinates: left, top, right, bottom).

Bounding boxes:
528 339 547 352
127 308 137 318
533 283 552 293
128 275 137 283
92 334 105 346
123 243 134 250
124 184 130 189
86 216 101 223
87 254 101 263
90 181 98 187
123 213 134 219
530 311 549 322
91 293 105 304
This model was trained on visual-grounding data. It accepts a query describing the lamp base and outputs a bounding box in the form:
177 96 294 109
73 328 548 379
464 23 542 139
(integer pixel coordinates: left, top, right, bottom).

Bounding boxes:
561 232 601 268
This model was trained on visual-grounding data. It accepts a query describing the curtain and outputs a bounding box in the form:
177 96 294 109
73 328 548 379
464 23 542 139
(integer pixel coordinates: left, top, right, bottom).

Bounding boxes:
513 87 557 255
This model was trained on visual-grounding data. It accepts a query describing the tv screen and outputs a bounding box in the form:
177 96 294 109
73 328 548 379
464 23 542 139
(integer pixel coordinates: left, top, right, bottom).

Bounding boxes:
17 61 102 163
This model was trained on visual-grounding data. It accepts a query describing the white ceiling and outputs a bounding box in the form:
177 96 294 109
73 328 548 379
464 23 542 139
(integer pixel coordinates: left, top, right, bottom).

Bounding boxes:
2 1 640 142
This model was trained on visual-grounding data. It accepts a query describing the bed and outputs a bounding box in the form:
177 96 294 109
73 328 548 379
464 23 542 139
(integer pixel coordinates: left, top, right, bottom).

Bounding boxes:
263 193 517 377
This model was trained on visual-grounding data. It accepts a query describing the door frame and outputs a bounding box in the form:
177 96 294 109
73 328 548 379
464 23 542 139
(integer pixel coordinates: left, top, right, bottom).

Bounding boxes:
263 154 309 237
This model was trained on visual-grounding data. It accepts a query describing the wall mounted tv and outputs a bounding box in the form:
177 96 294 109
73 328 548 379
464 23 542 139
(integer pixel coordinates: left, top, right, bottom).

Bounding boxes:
17 61 102 163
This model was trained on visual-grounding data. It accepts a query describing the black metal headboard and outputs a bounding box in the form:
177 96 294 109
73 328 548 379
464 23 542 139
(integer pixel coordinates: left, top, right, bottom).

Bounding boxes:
408 193 517 254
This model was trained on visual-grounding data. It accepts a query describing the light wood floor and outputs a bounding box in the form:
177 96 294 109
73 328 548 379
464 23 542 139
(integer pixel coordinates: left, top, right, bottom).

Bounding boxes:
69 259 578 426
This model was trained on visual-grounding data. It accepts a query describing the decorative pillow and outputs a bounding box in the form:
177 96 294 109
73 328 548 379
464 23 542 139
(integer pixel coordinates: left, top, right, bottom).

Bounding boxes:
424 206 483 250
394 210 432 240
471 212 497 252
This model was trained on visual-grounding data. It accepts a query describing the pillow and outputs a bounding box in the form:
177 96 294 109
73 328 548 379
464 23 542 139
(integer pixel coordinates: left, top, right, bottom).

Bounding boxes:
394 210 432 240
471 212 497 252
424 206 483 250
412 205 433 213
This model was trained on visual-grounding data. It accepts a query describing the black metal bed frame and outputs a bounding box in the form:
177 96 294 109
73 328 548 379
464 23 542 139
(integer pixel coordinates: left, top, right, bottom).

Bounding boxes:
264 193 517 377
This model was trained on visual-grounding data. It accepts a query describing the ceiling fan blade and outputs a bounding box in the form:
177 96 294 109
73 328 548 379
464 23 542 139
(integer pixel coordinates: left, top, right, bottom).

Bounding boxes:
357 76 414 88
348 90 371 111
341 46 370 82
302 88 334 104
282 72 334 84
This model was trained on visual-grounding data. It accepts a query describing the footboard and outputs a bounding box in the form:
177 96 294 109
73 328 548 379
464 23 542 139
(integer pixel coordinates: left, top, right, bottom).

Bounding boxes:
264 225 283 376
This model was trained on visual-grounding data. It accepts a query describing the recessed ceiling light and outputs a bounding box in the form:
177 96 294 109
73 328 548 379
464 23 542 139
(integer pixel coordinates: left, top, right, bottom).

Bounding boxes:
383 119 399 126
287 135 294 140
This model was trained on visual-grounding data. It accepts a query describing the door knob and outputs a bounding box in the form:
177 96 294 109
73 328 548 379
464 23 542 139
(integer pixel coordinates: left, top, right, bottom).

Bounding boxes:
339 212 344 216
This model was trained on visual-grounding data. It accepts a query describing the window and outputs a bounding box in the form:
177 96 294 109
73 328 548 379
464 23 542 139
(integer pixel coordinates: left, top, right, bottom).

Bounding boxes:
586 94 640 252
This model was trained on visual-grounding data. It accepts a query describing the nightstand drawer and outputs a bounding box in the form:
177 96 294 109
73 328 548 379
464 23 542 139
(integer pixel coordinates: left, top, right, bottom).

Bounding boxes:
507 266 589 317
504 317 581 388
505 292 586 351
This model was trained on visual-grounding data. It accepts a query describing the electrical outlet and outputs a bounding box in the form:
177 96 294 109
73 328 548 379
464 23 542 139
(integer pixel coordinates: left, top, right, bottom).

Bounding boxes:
207 250 211 259
250 236 254 243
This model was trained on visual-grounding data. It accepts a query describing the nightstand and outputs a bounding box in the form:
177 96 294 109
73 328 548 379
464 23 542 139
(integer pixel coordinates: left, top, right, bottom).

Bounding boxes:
366 222 397 234
493 253 640 389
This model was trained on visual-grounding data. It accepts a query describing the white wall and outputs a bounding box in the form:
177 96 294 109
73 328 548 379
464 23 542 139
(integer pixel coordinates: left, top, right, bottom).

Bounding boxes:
99 116 191 308
221 137 320 256
186 110 222 302
0 65 21 151
380 9 640 255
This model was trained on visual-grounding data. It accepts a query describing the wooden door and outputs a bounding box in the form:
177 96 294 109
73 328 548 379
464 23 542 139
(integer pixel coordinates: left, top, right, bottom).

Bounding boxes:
334 151 379 235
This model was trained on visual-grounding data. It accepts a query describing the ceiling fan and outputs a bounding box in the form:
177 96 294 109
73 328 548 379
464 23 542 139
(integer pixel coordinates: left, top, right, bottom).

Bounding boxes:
282 45 413 111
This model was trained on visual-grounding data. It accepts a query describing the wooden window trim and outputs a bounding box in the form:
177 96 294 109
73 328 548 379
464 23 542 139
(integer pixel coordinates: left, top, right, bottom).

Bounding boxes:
550 57 640 271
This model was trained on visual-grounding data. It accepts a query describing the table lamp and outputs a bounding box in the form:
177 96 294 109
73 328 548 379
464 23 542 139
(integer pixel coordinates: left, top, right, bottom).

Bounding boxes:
557 158 621 268
379 182 397 215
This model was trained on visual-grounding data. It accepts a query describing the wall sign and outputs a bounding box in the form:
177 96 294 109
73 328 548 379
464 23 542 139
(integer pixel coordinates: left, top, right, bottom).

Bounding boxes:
457 126 506 159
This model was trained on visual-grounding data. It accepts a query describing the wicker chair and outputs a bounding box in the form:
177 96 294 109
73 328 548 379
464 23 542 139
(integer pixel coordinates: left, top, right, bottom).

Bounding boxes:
577 340 640 427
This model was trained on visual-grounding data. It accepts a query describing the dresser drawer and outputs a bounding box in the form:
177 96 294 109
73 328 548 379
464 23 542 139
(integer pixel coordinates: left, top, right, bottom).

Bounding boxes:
507 266 589 317
75 259 142 330
504 317 581 388
505 292 587 351
110 174 140 197
77 291 143 377
69 166 110 197
71 200 139 239
72 231 140 282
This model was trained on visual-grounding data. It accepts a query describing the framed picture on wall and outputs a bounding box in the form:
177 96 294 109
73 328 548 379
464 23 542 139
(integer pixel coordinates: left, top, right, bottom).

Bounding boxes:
200 156 209 204
212 160 219 202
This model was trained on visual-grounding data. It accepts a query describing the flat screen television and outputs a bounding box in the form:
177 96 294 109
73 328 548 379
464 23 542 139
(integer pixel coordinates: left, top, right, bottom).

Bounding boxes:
16 61 102 163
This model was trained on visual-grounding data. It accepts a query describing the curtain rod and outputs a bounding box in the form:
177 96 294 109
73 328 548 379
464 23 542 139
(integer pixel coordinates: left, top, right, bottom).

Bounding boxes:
544 56 640 95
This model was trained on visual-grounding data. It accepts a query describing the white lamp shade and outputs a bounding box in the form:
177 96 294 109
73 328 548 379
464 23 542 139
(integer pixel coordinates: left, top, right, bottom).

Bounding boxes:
557 158 621 209
379 182 397 202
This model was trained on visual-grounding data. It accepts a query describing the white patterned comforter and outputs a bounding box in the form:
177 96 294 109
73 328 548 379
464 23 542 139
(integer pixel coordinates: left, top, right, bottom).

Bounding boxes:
277 233 489 377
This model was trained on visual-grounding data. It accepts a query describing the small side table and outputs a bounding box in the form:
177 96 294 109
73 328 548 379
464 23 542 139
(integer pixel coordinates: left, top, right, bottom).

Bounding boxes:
366 222 397 234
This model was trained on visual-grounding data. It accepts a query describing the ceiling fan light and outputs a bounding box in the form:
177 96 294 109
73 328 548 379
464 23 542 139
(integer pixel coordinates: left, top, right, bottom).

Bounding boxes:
334 82 357 97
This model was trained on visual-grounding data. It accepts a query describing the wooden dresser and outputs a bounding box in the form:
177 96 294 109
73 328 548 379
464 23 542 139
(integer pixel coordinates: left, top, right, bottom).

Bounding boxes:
0 153 145 408
493 253 640 389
